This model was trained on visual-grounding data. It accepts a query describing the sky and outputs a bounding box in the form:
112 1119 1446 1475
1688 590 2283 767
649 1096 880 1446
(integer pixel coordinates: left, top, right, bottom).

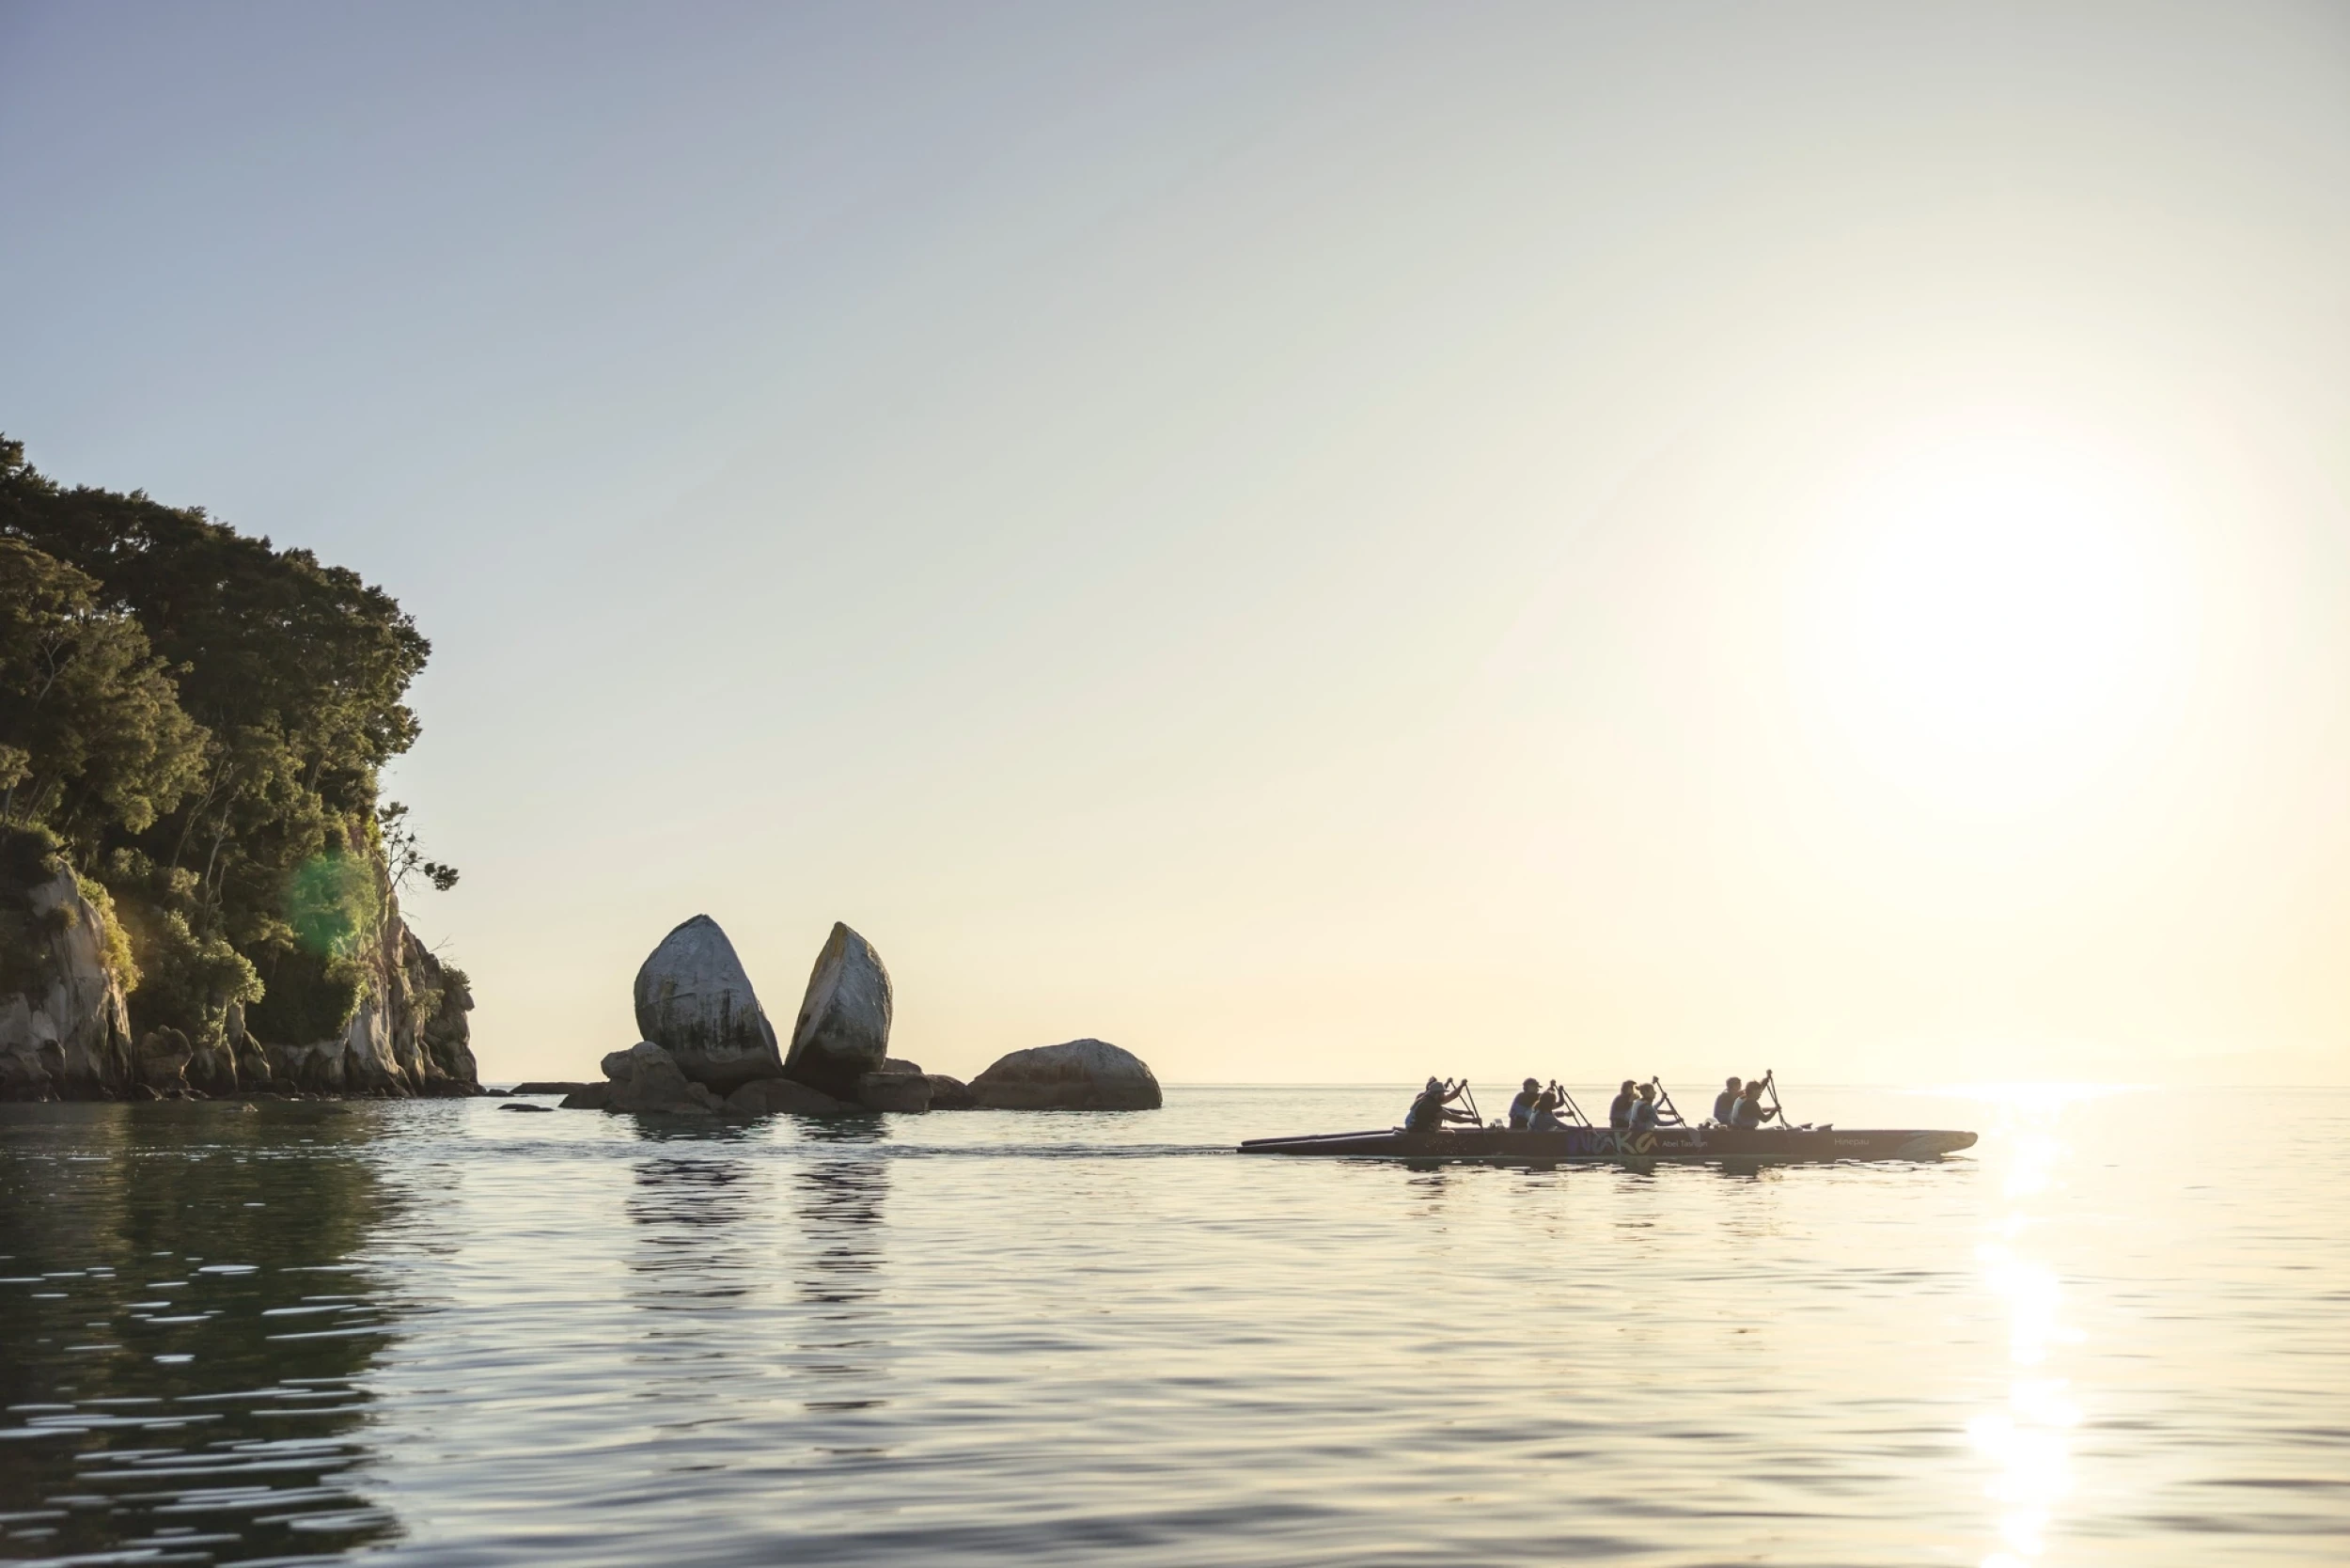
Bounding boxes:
4 2 2348 1087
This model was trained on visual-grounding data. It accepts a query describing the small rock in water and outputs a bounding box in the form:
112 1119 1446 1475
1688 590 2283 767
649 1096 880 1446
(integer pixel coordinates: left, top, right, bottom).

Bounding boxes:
498 1102 555 1113
923 1074 978 1109
633 916 785 1090
510 1081 588 1096
557 1082 613 1110
723 1077 853 1117
783 922 893 1099
971 1039 1162 1110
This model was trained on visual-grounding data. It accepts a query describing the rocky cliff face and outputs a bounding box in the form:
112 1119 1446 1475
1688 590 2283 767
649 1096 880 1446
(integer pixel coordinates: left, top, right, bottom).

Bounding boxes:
0 859 477 1102
248 902 478 1097
0 867 139 1099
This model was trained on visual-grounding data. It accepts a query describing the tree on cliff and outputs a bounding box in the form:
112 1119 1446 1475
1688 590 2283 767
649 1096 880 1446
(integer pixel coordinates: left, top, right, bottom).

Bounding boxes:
0 539 207 857
0 435 453 1051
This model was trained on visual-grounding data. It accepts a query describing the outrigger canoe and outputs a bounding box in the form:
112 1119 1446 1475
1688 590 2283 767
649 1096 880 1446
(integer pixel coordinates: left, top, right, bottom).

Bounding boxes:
1238 1123 1976 1164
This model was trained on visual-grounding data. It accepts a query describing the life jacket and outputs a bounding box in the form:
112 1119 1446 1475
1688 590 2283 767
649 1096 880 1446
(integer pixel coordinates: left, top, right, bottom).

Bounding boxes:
1630 1100 1658 1131
1713 1091 1738 1123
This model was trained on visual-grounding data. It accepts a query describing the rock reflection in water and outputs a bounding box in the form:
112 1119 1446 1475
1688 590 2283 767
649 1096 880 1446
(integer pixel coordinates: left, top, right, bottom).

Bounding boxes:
0 1101 405 1562
796 1121 888 1309
791 1121 891 1429
604 1114 897 1504
623 1127 765 1357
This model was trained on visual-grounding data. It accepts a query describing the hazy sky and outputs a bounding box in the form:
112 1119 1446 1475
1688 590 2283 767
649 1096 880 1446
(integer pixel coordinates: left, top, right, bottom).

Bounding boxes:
5 2 2347 1085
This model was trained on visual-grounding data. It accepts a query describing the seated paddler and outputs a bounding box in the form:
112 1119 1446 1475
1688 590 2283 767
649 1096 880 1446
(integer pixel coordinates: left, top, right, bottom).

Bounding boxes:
1712 1076 1743 1124
1527 1085 1572 1133
1728 1079 1781 1130
1405 1077 1477 1134
1508 1077 1542 1131
1628 1082 1683 1131
1607 1080 1638 1129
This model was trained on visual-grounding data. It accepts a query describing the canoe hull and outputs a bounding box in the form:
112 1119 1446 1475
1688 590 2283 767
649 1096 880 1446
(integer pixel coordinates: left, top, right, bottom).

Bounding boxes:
1236 1125 1976 1163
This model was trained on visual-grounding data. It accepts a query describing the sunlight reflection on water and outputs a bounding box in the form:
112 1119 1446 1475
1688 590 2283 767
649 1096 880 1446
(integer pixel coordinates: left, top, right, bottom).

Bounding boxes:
1966 1089 2097 1568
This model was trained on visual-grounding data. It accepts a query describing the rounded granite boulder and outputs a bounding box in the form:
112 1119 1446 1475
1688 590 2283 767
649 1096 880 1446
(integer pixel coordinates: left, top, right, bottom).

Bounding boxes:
923 1074 978 1109
970 1039 1162 1110
869 1057 975 1109
600 1041 723 1116
855 1071 932 1113
632 916 784 1090
723 1076 852 1117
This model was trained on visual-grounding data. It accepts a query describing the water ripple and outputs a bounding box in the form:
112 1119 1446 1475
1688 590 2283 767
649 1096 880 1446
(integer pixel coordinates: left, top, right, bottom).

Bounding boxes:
3 1088 2347 1564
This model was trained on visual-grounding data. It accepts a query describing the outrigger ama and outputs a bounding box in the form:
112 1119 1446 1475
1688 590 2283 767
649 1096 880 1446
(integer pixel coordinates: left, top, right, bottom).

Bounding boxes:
1239 1071 1976 1164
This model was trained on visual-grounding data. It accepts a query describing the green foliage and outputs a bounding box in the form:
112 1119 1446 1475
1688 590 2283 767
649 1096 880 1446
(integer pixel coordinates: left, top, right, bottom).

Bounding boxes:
243 945 367 1045
378 802 459 895
0 823 68 998
0 538 206 865
73 871 140 993
0 818 64 892
0 435 457 1047
116 902 264 1054
0 825 138 1001
284 849 384 958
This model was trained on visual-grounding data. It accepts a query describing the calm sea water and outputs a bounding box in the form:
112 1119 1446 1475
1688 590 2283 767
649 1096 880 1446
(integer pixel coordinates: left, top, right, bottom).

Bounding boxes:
2 1085 2344 1567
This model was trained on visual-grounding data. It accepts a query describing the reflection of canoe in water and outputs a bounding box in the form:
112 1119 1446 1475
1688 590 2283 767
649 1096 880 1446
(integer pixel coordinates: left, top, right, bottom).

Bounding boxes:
1237 1125 1977 1163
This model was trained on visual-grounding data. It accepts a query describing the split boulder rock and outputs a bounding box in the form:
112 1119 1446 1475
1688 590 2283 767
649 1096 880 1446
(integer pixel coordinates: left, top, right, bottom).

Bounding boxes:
632 916 783 1090
783 922 892 1098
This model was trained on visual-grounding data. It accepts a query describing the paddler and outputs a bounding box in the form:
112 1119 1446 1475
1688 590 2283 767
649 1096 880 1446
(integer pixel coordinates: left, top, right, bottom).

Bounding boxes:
1607 1080 1638 1129
1629 1082 1683 1131
1405 1077 1476 1134
1508 1078 1542 1131
1527 1085 1572 1133
1711 1076 1743 1124
1729 1079 1781 1130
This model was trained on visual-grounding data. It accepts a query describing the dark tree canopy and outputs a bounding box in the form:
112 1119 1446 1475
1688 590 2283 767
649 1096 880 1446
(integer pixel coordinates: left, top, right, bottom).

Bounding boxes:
0 435 451 1049
0 538 206 860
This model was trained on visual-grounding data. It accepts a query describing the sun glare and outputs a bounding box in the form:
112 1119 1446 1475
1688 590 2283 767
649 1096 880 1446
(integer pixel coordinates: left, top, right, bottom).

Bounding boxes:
1795 431 2186 812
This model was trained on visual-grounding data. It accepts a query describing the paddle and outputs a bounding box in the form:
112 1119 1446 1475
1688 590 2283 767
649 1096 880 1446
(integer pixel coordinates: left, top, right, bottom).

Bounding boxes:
1762 1069 1794 1128
1649 1075 1687 1127
1549 1079 1593 1129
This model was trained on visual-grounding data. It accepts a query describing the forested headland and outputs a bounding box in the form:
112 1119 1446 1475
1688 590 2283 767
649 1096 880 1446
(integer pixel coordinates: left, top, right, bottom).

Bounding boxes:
0 435 473 1099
